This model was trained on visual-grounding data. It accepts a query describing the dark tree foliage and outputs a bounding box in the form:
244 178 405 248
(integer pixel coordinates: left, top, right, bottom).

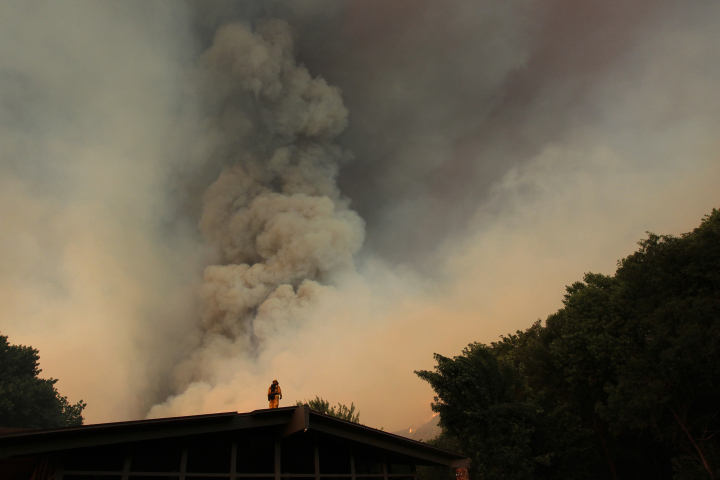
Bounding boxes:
417 209 720 480
416 344 593 480
295 396 360 423
416 344 545 480
0 334 86 428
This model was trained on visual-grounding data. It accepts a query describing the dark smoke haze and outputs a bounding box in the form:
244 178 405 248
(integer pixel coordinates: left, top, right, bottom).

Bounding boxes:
1 1 718 430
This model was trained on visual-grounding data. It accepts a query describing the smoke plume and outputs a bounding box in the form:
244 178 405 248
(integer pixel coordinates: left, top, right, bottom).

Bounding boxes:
148 19 364 416
1 0 719 430
0 1 203 421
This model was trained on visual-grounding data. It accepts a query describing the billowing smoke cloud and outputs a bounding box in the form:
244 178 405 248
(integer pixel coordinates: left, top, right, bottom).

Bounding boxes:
0 1 205 421
148 20 364 416
2 0 719 431
149 0 720 427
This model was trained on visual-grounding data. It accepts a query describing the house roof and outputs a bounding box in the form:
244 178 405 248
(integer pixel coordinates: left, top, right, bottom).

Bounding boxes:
0 405 469 468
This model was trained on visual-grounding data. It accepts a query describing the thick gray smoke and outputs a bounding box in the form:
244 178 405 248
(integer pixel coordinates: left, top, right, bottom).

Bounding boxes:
147 0 720 425
0 1 203 421
2 0 719 430
197 20 363 341
149 20 364 415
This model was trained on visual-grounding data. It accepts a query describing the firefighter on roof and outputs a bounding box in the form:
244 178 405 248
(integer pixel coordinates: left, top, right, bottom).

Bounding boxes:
268 379 282 408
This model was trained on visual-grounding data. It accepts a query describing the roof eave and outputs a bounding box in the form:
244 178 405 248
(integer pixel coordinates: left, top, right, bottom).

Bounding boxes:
0 406 469 468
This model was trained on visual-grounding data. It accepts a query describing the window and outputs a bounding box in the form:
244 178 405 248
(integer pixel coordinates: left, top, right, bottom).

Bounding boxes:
387 464 413 475
237 435 275 474
128 477 180 480
63 476 122 480
130 440 182 472
318 438 350 474
186 435 232 473
354 451 382 475
281 433 314 474
64 445 126 472
183 477 230 480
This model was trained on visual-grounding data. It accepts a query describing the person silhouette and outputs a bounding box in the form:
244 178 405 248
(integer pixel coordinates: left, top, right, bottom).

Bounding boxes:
267 379 282 408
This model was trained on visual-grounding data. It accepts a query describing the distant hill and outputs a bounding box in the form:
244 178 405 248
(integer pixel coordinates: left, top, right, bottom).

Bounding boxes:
391 415 441 442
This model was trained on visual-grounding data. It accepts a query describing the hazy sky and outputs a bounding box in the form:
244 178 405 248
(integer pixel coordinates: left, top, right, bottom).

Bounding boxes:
1 0 718 431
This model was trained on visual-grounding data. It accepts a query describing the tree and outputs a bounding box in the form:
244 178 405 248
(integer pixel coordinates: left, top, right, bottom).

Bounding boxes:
0 334 86 428
601 210 720 479
416 344 591 480
295 396 360 423
546 210 720 479
417 209 720 480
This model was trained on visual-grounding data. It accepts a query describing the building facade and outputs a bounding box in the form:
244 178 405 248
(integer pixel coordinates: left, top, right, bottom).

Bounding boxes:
0 405 469 480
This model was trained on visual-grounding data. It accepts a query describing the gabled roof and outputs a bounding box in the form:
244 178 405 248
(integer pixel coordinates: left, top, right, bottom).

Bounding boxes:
0 405 469 468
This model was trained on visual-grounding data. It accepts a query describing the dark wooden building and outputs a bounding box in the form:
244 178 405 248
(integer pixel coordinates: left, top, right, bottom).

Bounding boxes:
0 405 469 480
